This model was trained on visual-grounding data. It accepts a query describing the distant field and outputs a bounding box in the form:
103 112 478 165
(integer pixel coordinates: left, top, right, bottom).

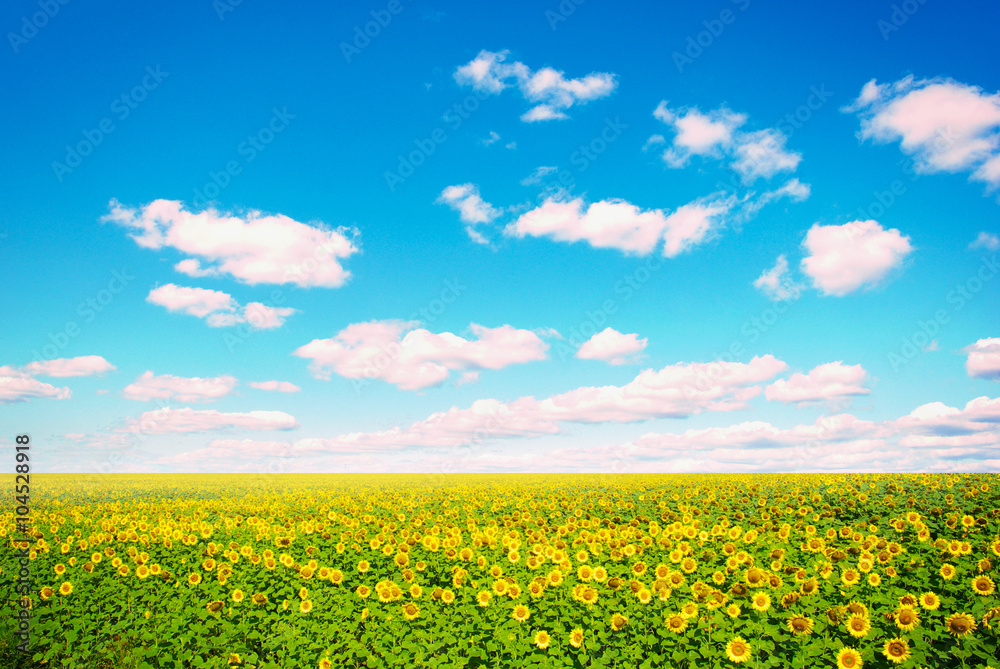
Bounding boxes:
2 474 999 668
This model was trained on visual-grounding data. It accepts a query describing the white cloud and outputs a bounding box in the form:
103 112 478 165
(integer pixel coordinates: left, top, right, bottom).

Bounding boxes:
296 355 787 450
576 327 648 365
117 407 299 435
965 338 1000 380
506 193 735 257
123 371 238 402
22 355 116 377
892 396 1000 449
653 101 747 167
520 166 558 186
847 76 1000 189
481 130 501 146
143 393 1000 472
454 50 617 121
969 231 1000 251
437 184 502 244
765 362 870 406
147 284 296 330
103 199 359 287
730 129 802 182
0 374 71 404
294 320 549 391
800 220 914 296
249 380 301 393
0 355 115 404
753 255 805 301
652 102 800 182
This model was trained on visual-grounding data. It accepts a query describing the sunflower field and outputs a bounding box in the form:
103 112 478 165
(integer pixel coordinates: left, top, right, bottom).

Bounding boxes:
2 473 999 669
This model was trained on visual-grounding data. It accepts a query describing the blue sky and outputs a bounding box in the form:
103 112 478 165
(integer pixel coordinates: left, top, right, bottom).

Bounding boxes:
2 0 999 473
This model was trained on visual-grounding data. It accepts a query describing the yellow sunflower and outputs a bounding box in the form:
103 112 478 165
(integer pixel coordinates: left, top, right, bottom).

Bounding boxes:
883 638 910 664
836 647 863 669
788 615 814 635
725 637 751 664
944 612 976 638
846 613 871 638
972 575 995 596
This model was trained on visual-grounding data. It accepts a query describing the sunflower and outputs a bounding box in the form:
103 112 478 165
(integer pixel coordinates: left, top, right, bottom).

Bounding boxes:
919 592 940 610
883 638 910 664
569 628 583 648
751 592 771 612
136 565 150 579
40 587 54 600
846 613 871 638
841 569 860 587
206 600 223 613
533 630 551 649
725 637 751 664
299 599 313 613
356 585 371 599
894 607 919 631
58 582 73 596
788 615 814 635
940 564 956 580
477 591 491 607
665 613 688 633
512 604 530 622
972 575 995 596
252 593 268 605
845 601 869 618
441 589 455 604
726 604 741 618
319 659 332 669
188 573 202 586
836 647 863 669
944 612 976 637
610 613 628 631
231 589 245 603
402 603 420 620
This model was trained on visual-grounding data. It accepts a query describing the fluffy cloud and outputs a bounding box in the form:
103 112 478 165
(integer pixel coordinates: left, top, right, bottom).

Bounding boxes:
454 50 617 121
117 407 299 435
295 355 787 450
847 76 1000 189
22 355 116 377
653 101 746 166
249 380 301 393
0 355 116 404
436 184 502 244
123 371 238 402
651 102 801 182
506 193 735 257
969 231 1000 252
147 284 296 330
103 199 358 287
965 338 1000 380
892 396 1000 448
730 129 803 182
0 374 71 404
576 328 648 365
294 320 549 391
145 394 1000 472
765 362 871 406
800 220 914 296
753 255 805 301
